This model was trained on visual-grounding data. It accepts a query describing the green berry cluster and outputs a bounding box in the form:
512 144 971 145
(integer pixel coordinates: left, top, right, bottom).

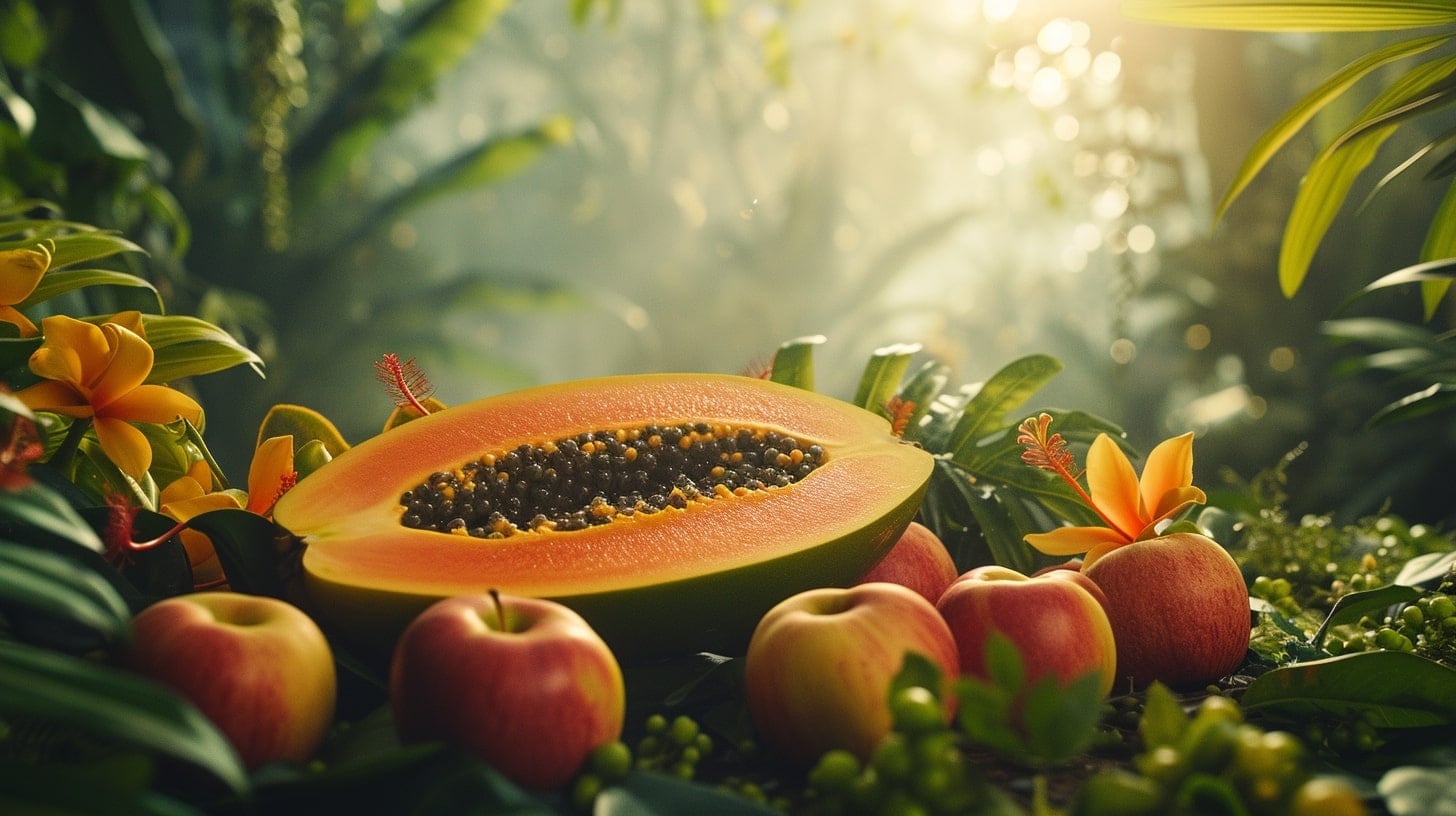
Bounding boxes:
570 740 633 810
635 713 715 780
1328 592 1456 664
1071 692 1366 816
568 713 716 811
800 686 987 815
1250 576 1301 617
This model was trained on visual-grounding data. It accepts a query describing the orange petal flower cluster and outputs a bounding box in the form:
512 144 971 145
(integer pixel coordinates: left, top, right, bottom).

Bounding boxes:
15 312 202 479
0 240 52 337
1022 417 1205 569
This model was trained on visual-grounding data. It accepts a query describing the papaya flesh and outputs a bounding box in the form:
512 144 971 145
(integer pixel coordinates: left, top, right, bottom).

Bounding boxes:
272 373 933 660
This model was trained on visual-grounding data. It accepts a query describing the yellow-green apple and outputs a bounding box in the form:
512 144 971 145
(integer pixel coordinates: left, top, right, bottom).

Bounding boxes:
935 565 1117 698
389 591 625 790
1082 532 1249 688
744 582 960 766
126 592 336 769
856 521 959 605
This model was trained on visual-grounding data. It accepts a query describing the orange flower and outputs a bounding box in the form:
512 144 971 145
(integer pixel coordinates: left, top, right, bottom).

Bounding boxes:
14 312 203 480
1022 424 1205 569
0 240 53 337
158 436 297 589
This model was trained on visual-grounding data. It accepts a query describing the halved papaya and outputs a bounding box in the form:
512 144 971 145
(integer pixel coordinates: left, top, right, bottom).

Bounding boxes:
272 373 933 659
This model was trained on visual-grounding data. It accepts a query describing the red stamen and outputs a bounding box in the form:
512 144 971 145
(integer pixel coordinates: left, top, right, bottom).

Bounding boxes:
1016 413 1129 536
374 353 434 416
104 492 189 569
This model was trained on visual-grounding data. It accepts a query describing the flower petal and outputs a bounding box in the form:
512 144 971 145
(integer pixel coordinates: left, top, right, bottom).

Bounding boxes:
1079 540 1125 570
13 380 94 418
1025 524 1130 557
1140 432 1196 519
91 416 153 480
0 306 37 337
102 384 202 425
246 435 294 514
0 245 50 303
89 323 154 408
1148 485 1208 528
1084 434 1143 540
32 316 109 386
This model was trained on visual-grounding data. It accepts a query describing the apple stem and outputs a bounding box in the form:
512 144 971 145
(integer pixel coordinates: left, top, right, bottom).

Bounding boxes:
488 588 506 631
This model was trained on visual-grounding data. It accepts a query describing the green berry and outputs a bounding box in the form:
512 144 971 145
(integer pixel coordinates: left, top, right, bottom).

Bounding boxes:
668 715 699 746
808 749 861 793
1401 605 1425 629
890 686 944 735
1288 777 1368 816
589 740 633 781
872 734 914 783
644 713 667 734
1133 745 1185 788
1430 595 1455 620
1375 627 1404 651
571 774 602 810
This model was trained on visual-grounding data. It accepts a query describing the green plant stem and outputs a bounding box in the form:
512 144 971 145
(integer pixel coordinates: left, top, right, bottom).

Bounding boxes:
49 417 92 479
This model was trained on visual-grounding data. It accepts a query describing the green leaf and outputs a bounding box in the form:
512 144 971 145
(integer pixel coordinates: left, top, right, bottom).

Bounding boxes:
1242 651 1456 728
29 76 150 163
256 403 351 457
768 335 825 390
0 478 104 554
293 0 513 186
946 354 1062 463
890 650 948 700
1394 549 1456 587
895 359 950 443
1311 585 1423 648
1138 682 1189 750
139 314 264 382
984 631 1026 693
1419 182 1456 315
597 770 781 815
1121 1 1456 31
1279 53 1456 297
0 639 249 794
1209 32 1451 223
1322 315 1443 349
45 229 147 269
1379 765 1456 816
185 508 291 600
0 540 133 654
16 267 162 313
852 342 921 415
1020 670 1108 765
1368 383 1456 427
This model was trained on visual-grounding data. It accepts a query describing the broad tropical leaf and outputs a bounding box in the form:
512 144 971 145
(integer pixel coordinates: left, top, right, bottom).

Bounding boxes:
1122 0 1456 32
1279 53 1456 296
1212 32 1451 223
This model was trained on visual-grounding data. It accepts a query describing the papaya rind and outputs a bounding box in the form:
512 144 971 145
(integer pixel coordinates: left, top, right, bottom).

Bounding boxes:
275 373 933 659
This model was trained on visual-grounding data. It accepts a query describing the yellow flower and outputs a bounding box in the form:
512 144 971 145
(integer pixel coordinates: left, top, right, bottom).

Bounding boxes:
158 436 297 589
1024 431 1206 568
15 312 202 480
0 240 53 337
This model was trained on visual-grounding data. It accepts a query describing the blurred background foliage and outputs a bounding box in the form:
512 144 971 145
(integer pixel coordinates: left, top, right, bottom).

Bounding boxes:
0 0 1452 528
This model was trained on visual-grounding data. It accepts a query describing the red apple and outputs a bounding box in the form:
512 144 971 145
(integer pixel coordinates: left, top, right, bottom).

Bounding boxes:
744 582 960 765
856 521 959 605
390 592 625 790
1082 532 1250 689
936 566 1117 698
126 592 336 769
